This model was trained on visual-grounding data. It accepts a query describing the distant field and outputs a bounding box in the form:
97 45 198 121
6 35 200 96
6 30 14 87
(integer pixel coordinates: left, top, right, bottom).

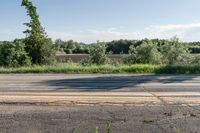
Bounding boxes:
56 54 200 63
56 54 128 63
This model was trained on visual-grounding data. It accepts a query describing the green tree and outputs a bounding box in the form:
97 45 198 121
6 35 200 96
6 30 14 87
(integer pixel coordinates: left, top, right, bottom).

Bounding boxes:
125 40 163 64
106 39 132 54
89 42 109 65
160 38 192 65
22 0 55 65
82 42 109 65
0 40 31 67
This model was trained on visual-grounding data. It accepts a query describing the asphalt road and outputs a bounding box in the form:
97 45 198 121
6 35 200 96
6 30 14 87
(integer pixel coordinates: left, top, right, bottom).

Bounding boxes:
0 74 200 105
0 74 200 133
1 74 200 93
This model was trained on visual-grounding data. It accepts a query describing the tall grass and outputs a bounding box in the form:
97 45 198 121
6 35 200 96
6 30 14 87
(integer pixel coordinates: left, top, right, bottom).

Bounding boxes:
0 63 200 74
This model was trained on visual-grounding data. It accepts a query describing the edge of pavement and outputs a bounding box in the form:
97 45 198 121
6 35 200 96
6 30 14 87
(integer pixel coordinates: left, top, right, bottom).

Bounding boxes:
0 92 200 106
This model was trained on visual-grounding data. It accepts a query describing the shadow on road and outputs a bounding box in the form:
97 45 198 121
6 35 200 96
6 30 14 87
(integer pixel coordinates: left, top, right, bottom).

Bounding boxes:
42 75 200 92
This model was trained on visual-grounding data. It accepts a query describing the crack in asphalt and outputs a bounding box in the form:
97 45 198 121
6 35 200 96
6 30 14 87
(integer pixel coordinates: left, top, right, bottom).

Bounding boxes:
142 86 180 132
142 85 200 133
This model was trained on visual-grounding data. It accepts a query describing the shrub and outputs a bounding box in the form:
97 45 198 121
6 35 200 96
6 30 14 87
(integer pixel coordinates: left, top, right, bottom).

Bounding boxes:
64 49 73 54
0 39 31 67
82 42 109 65
160 38 192 65
191 54 200 65
125 40 163 64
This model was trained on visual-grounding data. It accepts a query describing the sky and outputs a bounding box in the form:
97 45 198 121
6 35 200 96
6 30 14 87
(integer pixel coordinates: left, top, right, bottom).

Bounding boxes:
1 0 200 43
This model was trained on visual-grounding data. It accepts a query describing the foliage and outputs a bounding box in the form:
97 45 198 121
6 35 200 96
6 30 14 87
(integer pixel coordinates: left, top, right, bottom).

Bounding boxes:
0 39 31 67
82 42 109 65
22 0 55 65
106 39 137 54
106 121 112 133
1 63 200 74
185 42 200 54
54 39 198 66
125 40 163 65
159 38 192 65
191 54 200 65
54 38 200 55
54 39 89 54
71 121 112 133
124 38 192 65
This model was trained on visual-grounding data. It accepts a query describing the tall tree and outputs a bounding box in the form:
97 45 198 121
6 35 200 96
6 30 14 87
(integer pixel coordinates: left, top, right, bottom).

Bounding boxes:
21 0 55 65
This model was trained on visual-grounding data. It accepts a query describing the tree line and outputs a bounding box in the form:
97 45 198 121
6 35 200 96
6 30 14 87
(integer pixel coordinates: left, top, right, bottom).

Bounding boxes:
54 38 200 55
78 38 200 66
1 36 200 67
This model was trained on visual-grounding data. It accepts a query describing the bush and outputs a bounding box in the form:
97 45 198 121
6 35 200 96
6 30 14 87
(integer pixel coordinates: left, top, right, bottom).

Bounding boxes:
1 63 200 74
25 37 56 65
191 54 200 65
125 40 163 65
0 39 31 67
82 42 109 65
125 38 193 65
160 38 192 65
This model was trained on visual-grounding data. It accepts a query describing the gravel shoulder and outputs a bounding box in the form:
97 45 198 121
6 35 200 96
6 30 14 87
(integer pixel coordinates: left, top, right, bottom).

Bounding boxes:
0 105 200 133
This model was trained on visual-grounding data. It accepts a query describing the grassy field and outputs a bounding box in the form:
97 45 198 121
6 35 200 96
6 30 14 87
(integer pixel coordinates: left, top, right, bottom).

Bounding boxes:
56 54 200 63
56 54 128 63
0 63 200 74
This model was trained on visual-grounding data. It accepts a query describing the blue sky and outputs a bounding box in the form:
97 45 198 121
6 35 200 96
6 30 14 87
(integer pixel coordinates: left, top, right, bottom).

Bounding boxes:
1 0 200 43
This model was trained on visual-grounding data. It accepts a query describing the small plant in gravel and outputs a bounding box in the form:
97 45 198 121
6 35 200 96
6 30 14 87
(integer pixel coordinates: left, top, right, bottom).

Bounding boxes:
72 121 112 133
106 121 112 133
177 128 188 133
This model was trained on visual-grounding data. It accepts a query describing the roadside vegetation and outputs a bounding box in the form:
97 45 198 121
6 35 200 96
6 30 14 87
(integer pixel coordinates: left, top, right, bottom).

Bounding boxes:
72 121 112 133
0 0 200 74
1 63 200 74
2 36 200 74
53 38 200 55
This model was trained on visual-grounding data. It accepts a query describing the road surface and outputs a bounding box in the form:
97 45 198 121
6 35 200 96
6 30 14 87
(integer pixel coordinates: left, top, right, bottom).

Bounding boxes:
0 74 200 105
0 74 200 133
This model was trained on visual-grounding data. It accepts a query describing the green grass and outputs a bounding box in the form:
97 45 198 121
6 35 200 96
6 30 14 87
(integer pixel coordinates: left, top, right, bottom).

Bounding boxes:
0 63 200 74
72 121 112 133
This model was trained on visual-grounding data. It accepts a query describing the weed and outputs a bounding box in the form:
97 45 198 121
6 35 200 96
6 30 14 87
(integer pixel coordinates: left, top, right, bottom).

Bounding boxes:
72 121 112 133
0 63 200 74
106 121 112 133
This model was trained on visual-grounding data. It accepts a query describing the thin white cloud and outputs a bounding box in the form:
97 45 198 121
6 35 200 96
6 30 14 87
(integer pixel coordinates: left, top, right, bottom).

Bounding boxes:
137 23 200 41
1 23 200 42
149 23 200 31
48 22 200 43
48 28 136 43
48 31 74 39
